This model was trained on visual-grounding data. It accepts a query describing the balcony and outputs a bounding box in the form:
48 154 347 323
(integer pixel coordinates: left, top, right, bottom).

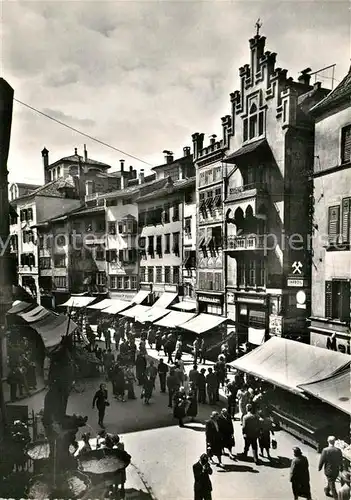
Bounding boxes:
227 182 268 202
224 234 265 251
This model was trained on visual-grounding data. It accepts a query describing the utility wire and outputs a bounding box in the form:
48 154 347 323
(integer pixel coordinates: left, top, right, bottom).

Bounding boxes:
13 98 153 167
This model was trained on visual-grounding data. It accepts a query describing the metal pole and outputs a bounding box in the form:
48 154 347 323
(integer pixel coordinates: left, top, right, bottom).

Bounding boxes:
0 79 14 436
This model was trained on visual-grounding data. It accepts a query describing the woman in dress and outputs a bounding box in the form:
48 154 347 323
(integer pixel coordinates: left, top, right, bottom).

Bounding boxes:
173 386 188 427
258 410 274 459
218 408 235 459
186 382 198 422
125 366 137 400
135 352 147 386
237 385 250 424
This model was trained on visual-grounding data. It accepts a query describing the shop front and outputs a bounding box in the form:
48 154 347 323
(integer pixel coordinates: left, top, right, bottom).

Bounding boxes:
197 291 224 316
233 292 268 352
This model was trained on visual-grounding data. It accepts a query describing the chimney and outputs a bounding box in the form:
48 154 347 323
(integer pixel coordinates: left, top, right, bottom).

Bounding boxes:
85 180 93 197
133 168 137 179
139 169 145 184
298 68 312 86
120 159 125 172
163 150 174 164
192 133 205 160
42 147 50 183
183 146 191 157
210 134 217 145
84 144 88 161
129 165 133 173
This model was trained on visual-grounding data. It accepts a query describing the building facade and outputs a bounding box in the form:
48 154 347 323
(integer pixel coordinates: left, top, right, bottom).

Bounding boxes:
309 68 351 353
221 34 329 347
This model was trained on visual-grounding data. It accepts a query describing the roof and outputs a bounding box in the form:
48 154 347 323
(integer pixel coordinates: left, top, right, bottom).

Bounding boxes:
11 177 77 202
299 369 351 415
152 154 194 170
13 182 42 190
180 313 227 334
136 177 195 203
230 337 351 396
225 139 269 164
310 66 351 116
48 154 111 170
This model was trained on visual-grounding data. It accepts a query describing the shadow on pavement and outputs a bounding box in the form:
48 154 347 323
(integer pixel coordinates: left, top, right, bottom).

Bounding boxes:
124 487 154 499
218 464 260 473
184 423 205 432
263 456 292 469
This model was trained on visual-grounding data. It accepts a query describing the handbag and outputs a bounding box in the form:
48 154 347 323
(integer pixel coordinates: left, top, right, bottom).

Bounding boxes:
105 401 110 407
271 439 277 450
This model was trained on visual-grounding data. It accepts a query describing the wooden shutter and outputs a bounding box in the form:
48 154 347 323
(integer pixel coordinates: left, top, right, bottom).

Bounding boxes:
342 126 351 164
328 206 340 243
325 281 332 318
341 198 351 243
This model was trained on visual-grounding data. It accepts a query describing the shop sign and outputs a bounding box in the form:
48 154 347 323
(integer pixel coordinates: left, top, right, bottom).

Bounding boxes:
237 296 265 305
296 290 307 309
110 291 135 301
165 284 178 293
226 292 235 304
198 295 221 304
287 278 306 287
269 314 282 336
153 284 165 293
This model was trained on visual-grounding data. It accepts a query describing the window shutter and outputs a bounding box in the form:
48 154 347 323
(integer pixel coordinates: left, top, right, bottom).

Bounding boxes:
341 198 351 243
342 126 351 164
325 281 332 318
328 206 340 242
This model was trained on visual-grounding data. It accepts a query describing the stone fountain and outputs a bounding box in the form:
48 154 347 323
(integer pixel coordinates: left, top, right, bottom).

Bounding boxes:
26 335 130 500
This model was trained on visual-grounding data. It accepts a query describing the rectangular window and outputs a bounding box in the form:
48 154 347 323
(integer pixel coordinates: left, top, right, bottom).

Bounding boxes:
238 261 246 287
164 266 171 284
53 254 66 268
118 222 124 234
96 272 106 286
10 234 18 252
147 236 154 256
156 235 162 256
118 249 124 262
147 266 154 283
172 202 180 222
27 208 33 221
163 204 170 224
164 166 179 181
131 276 137 289
214 272 222 291
256 259 265 287
122 198 133 205
207 272 214 290
247 260 256 286
108 222 116 235
72 221 81 233
172 232 180 256
156 266 162 283
96 219 106 232
124 275 130 289
328 206 341 243
127 249 136 262
341 197 351 243
20 209 27 222
341 125 351 164
54 276 67 289
173 266 180 284
110 276 117 289
117 276 123 289
39 257 51 269
184 217 192 237
95 247 105 260
106 249 117 262
212 226 222 248
258 111 265 136
165 234 170 254
325 280 350 322
184 190 193 204
140 267 146 282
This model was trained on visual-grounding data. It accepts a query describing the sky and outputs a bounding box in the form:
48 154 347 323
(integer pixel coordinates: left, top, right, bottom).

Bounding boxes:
1 0 350 184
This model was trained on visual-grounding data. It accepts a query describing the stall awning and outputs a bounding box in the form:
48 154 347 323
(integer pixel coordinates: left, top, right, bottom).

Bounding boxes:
230 336 351 395
102 300 131 315
136 307 170 324
132 290 150 305
30 312 78 348
7 301 34 315
87 299 115 310
155 311 196 328
59 296 96 308
120 304 151 319
248 327 265 346
299 370 351 415
181 314 227 334
18 305 51 323
172 301 197 311
152 292 178 309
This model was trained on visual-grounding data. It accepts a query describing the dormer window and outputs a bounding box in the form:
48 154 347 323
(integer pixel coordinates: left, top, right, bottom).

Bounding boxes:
243 103 265 142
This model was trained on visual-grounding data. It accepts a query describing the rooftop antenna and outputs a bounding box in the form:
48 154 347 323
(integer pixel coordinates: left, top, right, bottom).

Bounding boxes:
309 64 336 90
255 18 262 36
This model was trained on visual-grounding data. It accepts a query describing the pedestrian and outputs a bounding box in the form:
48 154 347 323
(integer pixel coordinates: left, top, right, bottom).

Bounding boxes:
214 355 226 402
155 330 163 354
198 368 207 404
205 411 223 466
258 410 274 459
175 336 183 360
167 368 180 408
174 362 185 387
199 338 206 364
157 358 169 393
290 447 312 500
146 360 158 389
141 373 154 404
135 352 147 386
128 338 137 366
139 338 147 357
125 366 136 400
193 338 200 364
7 367 18 402
193 453 213 500
164 336 175 364
189 364 199 388
338 471 350 500
173 386 188 427
103 349 115 379
242 403 260 465
112 364 126 402
147 326 156 349
186 382 198 422
119 339 129 364
206 368 218 406
218 408 235 459
92 383 109 428
237 385 250 423
226 379 238 418
319 435 344 499
104 326 111 351
113 327 121 351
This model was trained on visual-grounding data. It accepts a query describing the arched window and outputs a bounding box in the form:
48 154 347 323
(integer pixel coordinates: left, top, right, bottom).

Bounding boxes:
243 101 265 141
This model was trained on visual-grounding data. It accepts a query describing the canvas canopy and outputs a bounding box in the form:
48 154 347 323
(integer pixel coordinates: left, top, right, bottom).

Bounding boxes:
180 313 227 334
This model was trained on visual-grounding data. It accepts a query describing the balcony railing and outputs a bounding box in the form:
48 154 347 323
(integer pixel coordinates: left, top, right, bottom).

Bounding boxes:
229 182 267 196
225 234 265 250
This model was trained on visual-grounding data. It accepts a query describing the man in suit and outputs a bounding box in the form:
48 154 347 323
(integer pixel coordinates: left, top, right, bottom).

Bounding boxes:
319 435 343 498
242 403 260 465
205 411 223 466
193 453 213 500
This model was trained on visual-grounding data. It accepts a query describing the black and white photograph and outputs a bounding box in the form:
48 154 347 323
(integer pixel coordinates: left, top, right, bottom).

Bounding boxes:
0 1 350 499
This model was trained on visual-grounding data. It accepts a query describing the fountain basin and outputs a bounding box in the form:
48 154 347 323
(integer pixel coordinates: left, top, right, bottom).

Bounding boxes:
27 470 91 499
78 448 130 483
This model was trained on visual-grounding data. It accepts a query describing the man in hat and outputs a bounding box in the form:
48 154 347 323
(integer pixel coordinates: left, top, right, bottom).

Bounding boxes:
338 471 350 500
242 403 260 465
319 435 343 498
193 453 213 500
290 447 312 500
205 411 223 466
